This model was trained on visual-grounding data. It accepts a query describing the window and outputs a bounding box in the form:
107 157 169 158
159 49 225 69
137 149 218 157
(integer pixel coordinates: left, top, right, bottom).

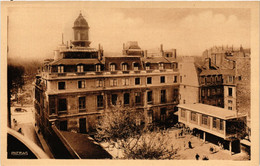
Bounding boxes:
228 106 232 110
78 80 86 89
135 78 140 85
135 92 141 104
238 76 242 81
180 76 182 83
191 112 197 121
58 82 65 90
122 63 128 71
202 115 208 125
58 66 64 73
174 76 177 83
147 91 153 103
184 85 186 88
49 96 56 115
97 95 104 107
122 78 129 86
229 76 233 83
58 99 67 112
211 89 215 95
207 89 210 96
96 80 103 87
181 110 185 118
160 108 166 122
77 65 84 72
145 63 150 70
160 76 165 83
110 64 116 71
147 77 152 84
217 88 221 94
219 119 224 130
110 79 118 86
228 88 232 96
228 100 233 110
161 90 166 103
201 89 205 97
159 63 164 70
79 97 86 112
133 63 139 70
95 64 101 72
173 89 178 101
213 117 217 128
124 93 130 105
183 100 186 104
60 120 67 131
111 94 118 105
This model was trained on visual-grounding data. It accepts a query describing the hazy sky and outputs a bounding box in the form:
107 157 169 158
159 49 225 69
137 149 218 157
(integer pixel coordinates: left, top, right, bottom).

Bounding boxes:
7 5 250 61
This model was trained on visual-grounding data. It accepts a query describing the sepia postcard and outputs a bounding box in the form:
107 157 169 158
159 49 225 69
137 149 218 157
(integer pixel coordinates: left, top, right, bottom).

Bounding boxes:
1 1 259 166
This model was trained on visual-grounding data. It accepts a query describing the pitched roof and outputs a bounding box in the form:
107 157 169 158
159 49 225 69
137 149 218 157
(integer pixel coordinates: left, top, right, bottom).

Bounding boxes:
178 103 246 120
50 58 102 65
143 57 171 63
60 131 112 159
200 69 235 76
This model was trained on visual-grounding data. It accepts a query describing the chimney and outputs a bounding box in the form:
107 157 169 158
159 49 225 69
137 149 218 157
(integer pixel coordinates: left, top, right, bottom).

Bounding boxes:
160 44 163 52
123 43 125 50
144 50 148 58
173 49 177 59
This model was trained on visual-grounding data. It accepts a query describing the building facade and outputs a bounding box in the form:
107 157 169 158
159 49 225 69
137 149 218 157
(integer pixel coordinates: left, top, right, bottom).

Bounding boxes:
34 13 180 135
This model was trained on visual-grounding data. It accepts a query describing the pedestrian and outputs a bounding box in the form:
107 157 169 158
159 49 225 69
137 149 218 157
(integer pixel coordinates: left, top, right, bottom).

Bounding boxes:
183 141 186 150
175 132 178 139
195 153 200 160
188 141 192 149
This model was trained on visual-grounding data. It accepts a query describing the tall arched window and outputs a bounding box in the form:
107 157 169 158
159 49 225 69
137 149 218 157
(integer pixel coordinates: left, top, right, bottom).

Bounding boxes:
159 63 164 70
145 63 150 70
58 65 64 73
96 64 101 72
133 62 139 71
122 63 128 71
77 65 84 72
110 63 116 71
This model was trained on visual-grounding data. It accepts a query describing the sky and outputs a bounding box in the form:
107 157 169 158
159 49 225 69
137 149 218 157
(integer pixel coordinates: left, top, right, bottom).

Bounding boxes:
7 5 251 61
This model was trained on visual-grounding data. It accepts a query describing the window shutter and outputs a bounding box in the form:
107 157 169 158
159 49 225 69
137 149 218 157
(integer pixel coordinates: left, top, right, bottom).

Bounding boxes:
110 79 113 86
122 79 125 85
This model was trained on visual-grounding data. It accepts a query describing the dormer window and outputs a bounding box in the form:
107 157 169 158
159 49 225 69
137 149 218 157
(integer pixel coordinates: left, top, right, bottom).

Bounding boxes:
58 65 64 73
122 63 128 71
77 65 84 73
159 63 164 70
110 63 116 71
96 64 101 72
145 63 150 70
133 63 139 71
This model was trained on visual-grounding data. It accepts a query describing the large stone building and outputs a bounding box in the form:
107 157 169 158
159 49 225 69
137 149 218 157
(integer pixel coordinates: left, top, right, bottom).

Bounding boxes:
34 13 180 136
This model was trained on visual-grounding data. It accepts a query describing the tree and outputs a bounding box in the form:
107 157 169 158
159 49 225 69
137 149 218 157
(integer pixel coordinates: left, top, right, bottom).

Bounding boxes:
95 105 178 159
7 64 25 127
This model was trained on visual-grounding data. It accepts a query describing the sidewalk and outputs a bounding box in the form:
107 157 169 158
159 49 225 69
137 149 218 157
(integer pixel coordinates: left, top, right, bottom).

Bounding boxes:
34 125 54 159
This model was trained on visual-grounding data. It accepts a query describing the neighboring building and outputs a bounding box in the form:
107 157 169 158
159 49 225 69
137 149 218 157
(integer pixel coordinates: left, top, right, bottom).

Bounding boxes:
199 45 250 117
34 13 180 137
177 45 251 155
178 56 199 105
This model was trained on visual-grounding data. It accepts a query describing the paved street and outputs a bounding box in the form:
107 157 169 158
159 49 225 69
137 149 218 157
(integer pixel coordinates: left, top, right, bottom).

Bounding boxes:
11 106 42 149
101 128 250 160
167 128 249 160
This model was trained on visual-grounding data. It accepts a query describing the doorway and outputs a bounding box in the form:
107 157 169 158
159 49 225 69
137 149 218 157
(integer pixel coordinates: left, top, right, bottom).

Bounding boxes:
79 118 87 133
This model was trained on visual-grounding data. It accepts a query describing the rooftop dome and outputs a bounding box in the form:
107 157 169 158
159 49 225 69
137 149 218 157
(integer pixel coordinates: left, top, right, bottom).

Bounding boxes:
73 13 89 28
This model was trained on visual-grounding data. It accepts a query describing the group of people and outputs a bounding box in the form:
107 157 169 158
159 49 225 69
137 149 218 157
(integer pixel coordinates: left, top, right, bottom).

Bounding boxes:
195 153 209 160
